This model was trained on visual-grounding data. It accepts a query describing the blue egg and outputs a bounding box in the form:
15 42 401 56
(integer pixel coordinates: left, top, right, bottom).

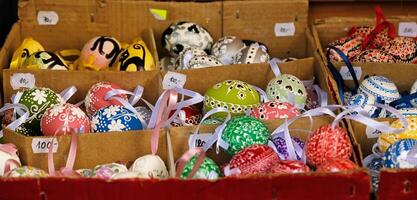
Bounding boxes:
348 93 386 118
91 105 143 133
383 139 417 168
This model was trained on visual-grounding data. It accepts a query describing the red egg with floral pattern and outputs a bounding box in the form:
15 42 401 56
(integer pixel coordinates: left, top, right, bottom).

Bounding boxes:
352 49 396 63
84 82 127 116
169 105 202 127
382 36 417 63
250 101 300 121
327 36 362 62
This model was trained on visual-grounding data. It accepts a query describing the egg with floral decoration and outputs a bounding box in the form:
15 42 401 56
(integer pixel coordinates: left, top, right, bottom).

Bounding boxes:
169 105 202 127
23 51 69 70
14 87 63 136
162 21 213 57
92 163 128 180
41 103 90 136
203 80 261 119
129 154 169 179
352 49 396 63
348 93 387 118
358 76 400 104
0 144 21 176
383 139 417 168
381 36 417 63
211 36 246 65
221 116 270 155
250 101 300 121
77 36 121 70
5 166 48 177
316 158 358 172
378 117 417 153
180 155 220 180
266 74 307 107
175 47 207 70
91 105 143 133
233 43 270 64
112 39 156 71
84 82 128 116
306 124 353 167
270 134 304 161
327 36 362 62
188 55 223 69
411 80 417 107
269 160 310 174
227 144 279 175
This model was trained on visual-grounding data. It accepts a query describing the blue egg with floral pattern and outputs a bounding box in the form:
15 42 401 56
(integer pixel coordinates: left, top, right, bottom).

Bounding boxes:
383 139 417 168
91 105 143 133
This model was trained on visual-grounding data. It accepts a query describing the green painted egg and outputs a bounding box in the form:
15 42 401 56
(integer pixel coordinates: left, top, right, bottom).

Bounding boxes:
180 155 220 180
222 116 270 155
204 80 260 119
266 74 307 107
15 87 63 136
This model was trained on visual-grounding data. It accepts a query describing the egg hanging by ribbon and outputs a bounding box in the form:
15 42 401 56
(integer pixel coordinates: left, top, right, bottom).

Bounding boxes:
382 36 417 63
211 36 246 65
129 154 169 179
91 105 143 133
352 49 397 63
228 144 279 175
84 82 128 116
327 36 362 62
347 93 387 118
77 36 121 71
266 74 307 107
180 155 220 180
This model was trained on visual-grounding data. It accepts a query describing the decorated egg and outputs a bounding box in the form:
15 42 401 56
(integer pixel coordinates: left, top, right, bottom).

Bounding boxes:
378 117 417 153
347 26 374 39
0 144 20 176
41 103 90 136
180 155 220 180
15 87 63 136
306 124 353 167
175 47 207 70
266 74 307 107
203 80 261 119
76 169 93 177
352 49 396 63
348 25 391 48
233 43 270 64
358 76 400 104
23 51 69 70
84 82 127 116
129 154 169 179
211 36 246 65
188 55 223 69
242 40 269 53
135 106 152 126
270 134 304 160
221 116 270 155
228 144 279 175
162 22 213 56
347 93 387 118
316 158 358 172
92 163 128 179
383 139 417 168
411 80 417 107
389 108 417 118
77 36 121 70
10 37 45 69
250 101 300 121
112 39 155 71
382 36 417 63
268 160 310 174
169 105 202 127
159 56 176 71
55 49 81 68
5 166 48 177
305 86 320 110
327 36 362 62
91 105 142 133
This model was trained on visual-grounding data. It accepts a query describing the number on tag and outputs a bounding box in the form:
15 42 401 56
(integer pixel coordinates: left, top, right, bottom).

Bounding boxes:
162 71 186 89
32 138 59 154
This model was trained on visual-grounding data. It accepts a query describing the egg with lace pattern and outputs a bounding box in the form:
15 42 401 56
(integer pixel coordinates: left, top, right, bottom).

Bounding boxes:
180 155 220 180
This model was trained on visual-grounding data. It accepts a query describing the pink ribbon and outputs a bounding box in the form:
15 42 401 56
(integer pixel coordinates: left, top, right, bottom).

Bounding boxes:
0 143 21 175
175 147 206 179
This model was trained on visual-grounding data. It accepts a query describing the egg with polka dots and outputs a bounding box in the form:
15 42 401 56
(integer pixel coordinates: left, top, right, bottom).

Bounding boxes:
266 74 307 107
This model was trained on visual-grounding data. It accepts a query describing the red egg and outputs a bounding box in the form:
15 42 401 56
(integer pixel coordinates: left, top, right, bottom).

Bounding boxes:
381 36 417 63
84 82 127 116
328 36 362 62
269 160 310 174
250 101 299 120
348 26 390 49
228 144 280 175
169 105 202 127
352 49 396 63
305 124 353 167
41 103 90 136
316 158 358 172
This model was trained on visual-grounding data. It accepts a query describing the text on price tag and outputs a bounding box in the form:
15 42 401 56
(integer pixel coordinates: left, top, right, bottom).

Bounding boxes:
162 71 186 89
398 22 417 38
274 22 295 37
32 138 59 154
10 73 36 90
339 66 362 80
188 133 213 149
37 11 59 25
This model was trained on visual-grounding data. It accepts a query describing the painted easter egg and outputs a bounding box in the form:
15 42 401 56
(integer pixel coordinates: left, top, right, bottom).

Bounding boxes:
266 74 307 107
78 36 121 70
84 82 128 116
91 105 143 133
250 101 300 121
211 36 246 65
228 144 279 175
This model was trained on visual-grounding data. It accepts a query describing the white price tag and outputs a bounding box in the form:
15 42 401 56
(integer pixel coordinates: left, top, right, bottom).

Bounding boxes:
366 121 390 139
339 66 362 80
274 22 295 37
32 138 58 154
10 73 36 90
398 22 417 38
162 71 186 89
37 11 59 25
188 133 213 149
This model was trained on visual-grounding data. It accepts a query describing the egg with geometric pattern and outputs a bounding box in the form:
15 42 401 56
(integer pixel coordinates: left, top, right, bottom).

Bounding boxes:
383 139 417 169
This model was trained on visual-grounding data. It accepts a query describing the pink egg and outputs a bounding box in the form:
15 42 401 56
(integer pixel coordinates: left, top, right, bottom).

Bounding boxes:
41 103 90 136
78 36 121 70
269 160 310 174
85 82 127 116
250 101 299 120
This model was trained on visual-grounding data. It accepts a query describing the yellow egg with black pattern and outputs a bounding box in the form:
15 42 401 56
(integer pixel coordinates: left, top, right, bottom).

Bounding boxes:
10 37 44 69
378 116 417 152
113 39 156 71
23 51 69 70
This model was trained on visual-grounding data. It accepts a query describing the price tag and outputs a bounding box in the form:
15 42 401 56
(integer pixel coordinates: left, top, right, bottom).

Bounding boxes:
150 8 168 21
398 22 417 38
10 73 36 90
366 121 390 139
339 66 362 80
162 71 186 89
274 22 295 37
37 11 59 25
188 133 213 149
32 138 58 154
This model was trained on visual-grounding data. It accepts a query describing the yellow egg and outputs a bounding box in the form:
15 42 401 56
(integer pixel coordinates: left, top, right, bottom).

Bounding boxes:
10 37 44 69
378 117 417 152
113 39 156 71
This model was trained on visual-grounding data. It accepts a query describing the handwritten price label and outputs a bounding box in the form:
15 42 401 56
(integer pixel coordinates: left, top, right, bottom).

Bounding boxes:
188 133 213 149
32 138 58 154
339 66 362 80
162 71 186 89
366 121 390 139
10 73 36 90
274 22 295 37
37 11 59 25
399 22 417 38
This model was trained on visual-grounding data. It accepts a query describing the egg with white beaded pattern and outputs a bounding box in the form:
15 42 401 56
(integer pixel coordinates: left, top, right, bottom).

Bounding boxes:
383 139 417 168
188 55 223 69
91 105 142 133
358 76 400 104
266 74 307 107
348 93 387 118
233 43 270 64
180 155 220 180
411 80 417 107
175 47 207 70
211 36 246 65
